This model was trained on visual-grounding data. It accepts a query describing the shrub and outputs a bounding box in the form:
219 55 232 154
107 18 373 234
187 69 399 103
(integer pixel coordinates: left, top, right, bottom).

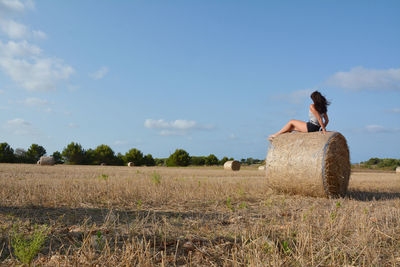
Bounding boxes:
219 156 229 165
205 154 219 166
11 224 49 266
93 144 116 165
26 144 46 163
125 148 144 166
51 151 64 164
166 149 190 167
190 156 206 166
144 154 155 166
0 142 15 163
62 142 86 165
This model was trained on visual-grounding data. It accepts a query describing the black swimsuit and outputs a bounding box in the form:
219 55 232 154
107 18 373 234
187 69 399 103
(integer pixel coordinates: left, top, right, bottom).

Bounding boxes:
307 122 321 132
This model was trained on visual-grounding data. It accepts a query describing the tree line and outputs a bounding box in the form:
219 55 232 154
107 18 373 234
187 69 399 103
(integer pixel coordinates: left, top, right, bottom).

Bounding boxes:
0 142 263 167
358 158 400 170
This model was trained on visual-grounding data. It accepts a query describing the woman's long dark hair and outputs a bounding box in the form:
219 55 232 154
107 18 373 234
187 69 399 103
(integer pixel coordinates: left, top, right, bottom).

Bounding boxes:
311 91 330 114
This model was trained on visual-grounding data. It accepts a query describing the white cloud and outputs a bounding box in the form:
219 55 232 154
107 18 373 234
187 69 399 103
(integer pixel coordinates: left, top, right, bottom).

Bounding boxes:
229 133 237 140
0 89 4 94
365 124 400 133
387 108 400 113
18 97 49 106
67 123 79 128
0 19 28 39
114 140 129 146
0 40 74 91
32 30 46 39
326 66 400 91
90 66 109 80
4 118 36 135
273 89 313 104
0 0 32 13
145 119 213 136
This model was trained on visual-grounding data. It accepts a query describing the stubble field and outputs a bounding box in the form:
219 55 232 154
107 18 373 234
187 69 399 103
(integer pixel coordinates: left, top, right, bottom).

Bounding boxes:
0 164 399 266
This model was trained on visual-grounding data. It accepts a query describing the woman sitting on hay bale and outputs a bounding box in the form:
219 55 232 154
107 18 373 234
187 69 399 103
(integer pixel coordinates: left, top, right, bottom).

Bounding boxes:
268 91 330 140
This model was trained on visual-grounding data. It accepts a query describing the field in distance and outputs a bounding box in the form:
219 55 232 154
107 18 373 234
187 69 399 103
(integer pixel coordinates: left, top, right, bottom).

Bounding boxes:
0 164 399 266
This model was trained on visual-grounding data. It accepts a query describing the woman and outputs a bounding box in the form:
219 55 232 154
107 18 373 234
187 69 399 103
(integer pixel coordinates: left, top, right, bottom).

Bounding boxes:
268 91 330 140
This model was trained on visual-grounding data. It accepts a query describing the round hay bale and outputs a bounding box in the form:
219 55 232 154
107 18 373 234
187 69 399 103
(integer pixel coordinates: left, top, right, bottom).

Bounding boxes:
128 162 134 167
100 163 106 166
266 131 350 197
38 156 55 166
258 165 266 171
396 166 400 174
224 160 240 171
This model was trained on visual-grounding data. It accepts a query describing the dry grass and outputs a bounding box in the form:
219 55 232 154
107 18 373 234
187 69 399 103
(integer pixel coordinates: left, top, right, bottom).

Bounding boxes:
0 163 399 266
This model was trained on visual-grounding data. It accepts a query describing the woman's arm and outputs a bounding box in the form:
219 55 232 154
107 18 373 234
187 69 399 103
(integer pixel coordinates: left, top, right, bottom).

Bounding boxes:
310 104 326 134
323 113 329 128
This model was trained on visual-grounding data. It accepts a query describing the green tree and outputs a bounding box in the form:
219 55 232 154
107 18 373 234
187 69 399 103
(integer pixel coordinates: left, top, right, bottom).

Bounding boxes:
14 148 28 163
115 153 125 166
155 158 165 166
93 144 116 165
62 142 86 165
51 151 64 164
125 148 144 166
205 154 219 165
190 156 205 166
166 149 190 167
219 156 229 165
26 144 46 163
144 154 155 166
0 142 14 163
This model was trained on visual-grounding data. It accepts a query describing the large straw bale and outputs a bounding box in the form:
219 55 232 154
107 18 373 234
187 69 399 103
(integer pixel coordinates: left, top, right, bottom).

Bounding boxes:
258 165 266 171
37 156 55 166
266 131 350 197
224 160 240 171
128 162 134 167
396 166 400 174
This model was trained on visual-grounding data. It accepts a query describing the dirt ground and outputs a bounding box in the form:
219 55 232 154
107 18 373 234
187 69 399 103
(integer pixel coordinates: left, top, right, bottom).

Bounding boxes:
0 164 399 266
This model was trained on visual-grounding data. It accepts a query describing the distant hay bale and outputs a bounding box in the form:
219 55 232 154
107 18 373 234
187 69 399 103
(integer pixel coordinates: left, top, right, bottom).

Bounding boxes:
258 165 266 171
128 162 134 167
224 160 240 171
396 166 400 174
266 131 350 197
100 163 106 166
37 156 55 166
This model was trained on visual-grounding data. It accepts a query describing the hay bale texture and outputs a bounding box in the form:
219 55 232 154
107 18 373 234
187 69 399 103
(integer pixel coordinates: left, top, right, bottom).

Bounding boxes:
37 156 55 166
128 162 134 167
266 131 350 197
224 160 240 171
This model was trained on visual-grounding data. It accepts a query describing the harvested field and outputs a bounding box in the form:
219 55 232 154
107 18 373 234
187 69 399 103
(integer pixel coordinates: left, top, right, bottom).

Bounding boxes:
0 164 399 266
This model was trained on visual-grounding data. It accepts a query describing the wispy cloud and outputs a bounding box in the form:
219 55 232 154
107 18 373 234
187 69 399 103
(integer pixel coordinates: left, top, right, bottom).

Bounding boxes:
4 118 37 135
18 97 49 106
0 0 34 14
67 122 79 128
144 119 213 136
365 124 400 133
0 89 4 94
326 66 400 91
90 66 109 80
386 107 400 114
114 140 129 146
272 89 313 105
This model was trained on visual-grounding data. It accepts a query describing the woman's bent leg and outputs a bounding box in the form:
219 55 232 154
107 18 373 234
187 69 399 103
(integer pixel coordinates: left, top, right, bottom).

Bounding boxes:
269 120 307 138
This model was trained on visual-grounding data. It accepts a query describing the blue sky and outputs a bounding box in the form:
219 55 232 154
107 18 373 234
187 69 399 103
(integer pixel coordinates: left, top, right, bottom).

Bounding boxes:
0 0 399 162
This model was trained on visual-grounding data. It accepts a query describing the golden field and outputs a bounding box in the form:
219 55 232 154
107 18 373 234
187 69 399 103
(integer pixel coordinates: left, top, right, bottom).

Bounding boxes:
0 164 399 266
